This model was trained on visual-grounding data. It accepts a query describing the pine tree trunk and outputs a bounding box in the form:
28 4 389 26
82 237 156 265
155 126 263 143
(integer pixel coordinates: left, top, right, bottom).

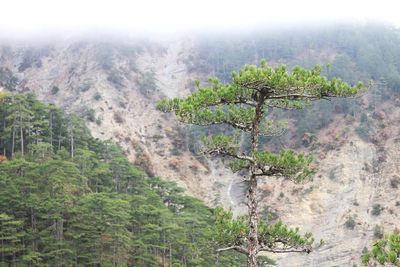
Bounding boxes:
1 114 5 156
1 239 4 263
20 126 24 156
169 244 172 267
71 132 74 159
112 241 116 267
57 217 64 267
247 173 258 267
12 252 16 267
58 135 61 150
30 208 37 267
49 112 53 146
11 126 15 157
162 231 166 267
247 93 265 267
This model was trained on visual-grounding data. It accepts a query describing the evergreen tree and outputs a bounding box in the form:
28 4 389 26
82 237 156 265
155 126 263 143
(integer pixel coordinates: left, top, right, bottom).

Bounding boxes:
158 60 362 266
6 94 33 156
0 213 24 266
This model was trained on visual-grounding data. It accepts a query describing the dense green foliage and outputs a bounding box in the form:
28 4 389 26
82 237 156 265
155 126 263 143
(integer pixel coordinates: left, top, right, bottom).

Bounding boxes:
362 232 400 266
213 208 314 254
0 92 243 266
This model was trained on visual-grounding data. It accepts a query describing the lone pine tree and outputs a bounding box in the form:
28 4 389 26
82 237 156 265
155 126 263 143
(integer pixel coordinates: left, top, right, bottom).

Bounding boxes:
158 60 362 267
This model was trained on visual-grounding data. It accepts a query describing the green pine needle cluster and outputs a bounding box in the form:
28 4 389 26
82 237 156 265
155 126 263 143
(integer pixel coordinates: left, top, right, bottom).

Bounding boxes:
213 208 314 254
255 150 314 182
362 232 400 266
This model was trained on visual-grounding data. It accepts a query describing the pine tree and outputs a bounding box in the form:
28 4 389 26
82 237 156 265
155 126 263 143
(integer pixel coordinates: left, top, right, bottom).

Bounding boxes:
0 213 24 266
0 92 10 156
158 61 362 266
6 94 33 156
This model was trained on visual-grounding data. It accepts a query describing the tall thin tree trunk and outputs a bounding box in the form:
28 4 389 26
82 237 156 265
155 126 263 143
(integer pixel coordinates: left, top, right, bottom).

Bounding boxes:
49 112 53 146
58 135 61 151
169 244 172 267
112 241 116 267
70 132 74 159
12 252 16 267
20 126 24 156
162 231 166 267
1 239 4 262
247 173 258 267
1 114 5 156
30 208 37 267
57 217 64 267
11 126 15 157
247 94 265 267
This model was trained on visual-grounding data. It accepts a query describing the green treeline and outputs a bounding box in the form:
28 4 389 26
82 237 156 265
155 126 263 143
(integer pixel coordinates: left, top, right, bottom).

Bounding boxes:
188 24 400 150
192 24 400 89
0 92 243 266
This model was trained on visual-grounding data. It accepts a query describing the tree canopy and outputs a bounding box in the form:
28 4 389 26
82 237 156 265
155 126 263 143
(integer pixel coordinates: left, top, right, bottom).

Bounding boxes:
0 92 243 266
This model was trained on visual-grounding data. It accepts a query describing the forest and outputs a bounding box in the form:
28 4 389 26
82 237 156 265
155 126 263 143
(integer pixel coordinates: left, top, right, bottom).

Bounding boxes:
0 92 243 266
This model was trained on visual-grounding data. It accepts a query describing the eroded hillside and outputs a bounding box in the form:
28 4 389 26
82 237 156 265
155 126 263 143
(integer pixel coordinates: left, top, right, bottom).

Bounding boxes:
0 36 238 206
1 26 400 266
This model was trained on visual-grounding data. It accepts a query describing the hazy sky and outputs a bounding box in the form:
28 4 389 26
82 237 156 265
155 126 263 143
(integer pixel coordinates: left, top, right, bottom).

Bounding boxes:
1 0 399 34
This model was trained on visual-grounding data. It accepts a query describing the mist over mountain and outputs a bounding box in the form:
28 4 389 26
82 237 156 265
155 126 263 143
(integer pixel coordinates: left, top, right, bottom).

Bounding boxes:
1 22 400 266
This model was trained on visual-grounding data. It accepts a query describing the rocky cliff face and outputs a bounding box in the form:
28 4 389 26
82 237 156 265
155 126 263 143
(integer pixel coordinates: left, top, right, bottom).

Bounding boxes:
272 135 399 266
1 36 399 266
0 36 239 206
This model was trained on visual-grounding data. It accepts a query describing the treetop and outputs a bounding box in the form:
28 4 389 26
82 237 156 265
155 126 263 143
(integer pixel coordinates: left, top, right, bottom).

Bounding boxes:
157 61 363 123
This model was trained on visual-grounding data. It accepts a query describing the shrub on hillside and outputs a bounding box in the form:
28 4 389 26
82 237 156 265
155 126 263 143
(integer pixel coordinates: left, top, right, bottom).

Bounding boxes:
345 215 356 230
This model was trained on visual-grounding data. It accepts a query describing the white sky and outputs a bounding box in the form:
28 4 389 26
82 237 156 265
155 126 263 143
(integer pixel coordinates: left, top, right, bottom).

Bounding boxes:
0 0 399 34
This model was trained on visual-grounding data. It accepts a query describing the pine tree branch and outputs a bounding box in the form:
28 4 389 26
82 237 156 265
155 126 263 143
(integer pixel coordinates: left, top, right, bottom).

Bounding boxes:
267 91 348 100
191 120 252 132
216 98 257 107
265 104 302 110
204 148 254 163
268 93 321 100
238 80 270 92
190 98 257 108
258 246 312 254
216 246 248 255
254 166 283 176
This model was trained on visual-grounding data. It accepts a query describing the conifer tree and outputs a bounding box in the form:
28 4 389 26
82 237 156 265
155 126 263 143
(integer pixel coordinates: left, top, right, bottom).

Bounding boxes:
6 94 33 156
0 213 24 265
158 61 362 266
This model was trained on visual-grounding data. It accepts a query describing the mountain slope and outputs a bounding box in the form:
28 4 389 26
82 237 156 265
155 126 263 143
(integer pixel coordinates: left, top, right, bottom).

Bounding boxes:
1 24 400 266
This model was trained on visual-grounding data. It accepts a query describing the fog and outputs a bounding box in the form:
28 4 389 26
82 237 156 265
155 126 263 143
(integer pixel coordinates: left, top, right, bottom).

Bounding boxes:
0 0 399 39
